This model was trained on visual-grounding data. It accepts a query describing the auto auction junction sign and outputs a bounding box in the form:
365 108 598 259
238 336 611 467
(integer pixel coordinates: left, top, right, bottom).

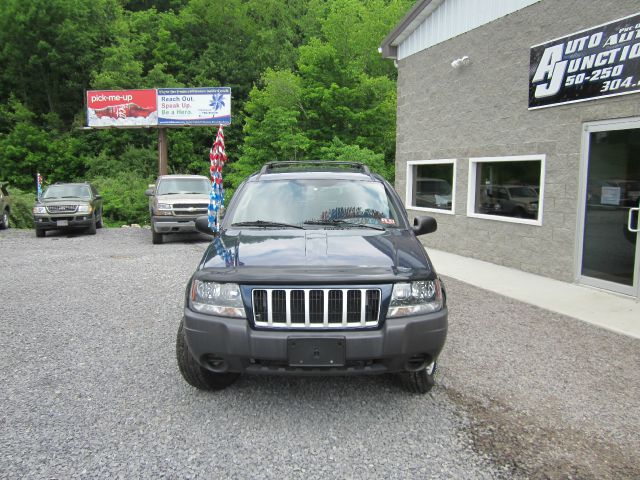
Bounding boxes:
529 12 640 109
85 87 231 127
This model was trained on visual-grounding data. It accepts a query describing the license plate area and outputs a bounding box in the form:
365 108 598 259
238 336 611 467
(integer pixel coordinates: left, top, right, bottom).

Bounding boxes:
56 219 69 227
287 337 345 367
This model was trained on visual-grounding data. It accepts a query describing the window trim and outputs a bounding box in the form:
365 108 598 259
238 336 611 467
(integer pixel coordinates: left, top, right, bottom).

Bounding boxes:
406 159 457 215
467 155 545 226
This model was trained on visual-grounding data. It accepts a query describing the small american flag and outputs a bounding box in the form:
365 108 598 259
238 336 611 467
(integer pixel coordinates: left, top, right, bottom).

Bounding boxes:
208 125 228 231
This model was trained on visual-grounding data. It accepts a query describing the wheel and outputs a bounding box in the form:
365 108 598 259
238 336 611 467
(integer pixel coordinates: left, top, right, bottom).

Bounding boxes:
513 207 526 218
399 361 437 394
152 229 163 244
35 227 45 238
96 210 103 229
176 319 239 391
0 209 8 229
87 215 97 235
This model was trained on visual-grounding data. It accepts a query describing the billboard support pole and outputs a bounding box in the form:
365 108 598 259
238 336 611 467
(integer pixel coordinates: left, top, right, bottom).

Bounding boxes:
158 128 168 176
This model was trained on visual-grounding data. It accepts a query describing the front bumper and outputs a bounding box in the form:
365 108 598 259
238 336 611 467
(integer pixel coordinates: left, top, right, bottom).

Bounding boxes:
34 214 93 229
183 307 448 375
152 215 200 233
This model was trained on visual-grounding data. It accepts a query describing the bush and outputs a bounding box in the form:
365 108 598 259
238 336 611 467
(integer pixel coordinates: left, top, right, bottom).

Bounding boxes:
6 186 35 229
90 173 153 226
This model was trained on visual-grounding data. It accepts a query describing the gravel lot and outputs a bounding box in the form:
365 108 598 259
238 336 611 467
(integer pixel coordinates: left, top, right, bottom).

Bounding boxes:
1 228 638 479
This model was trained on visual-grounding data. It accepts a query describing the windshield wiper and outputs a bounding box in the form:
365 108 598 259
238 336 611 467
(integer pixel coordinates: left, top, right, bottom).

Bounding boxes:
303 219 385 230
231 220 304 229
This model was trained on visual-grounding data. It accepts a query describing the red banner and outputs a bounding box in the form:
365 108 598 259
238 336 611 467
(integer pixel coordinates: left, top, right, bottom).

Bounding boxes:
86 89 157 127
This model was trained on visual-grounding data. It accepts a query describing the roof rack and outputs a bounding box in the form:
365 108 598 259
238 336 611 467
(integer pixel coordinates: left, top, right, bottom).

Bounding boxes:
259 160 371 175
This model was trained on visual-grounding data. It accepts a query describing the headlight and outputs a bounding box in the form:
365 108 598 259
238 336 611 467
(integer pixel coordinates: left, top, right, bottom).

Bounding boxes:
387 279 443 318
33 206 47 214
77 205 93 213
190 280 245 318
155 203 172 215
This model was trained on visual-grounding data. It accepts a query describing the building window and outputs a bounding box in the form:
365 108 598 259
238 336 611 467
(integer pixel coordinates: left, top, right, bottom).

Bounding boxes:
406 160 456 214
467 155 545 225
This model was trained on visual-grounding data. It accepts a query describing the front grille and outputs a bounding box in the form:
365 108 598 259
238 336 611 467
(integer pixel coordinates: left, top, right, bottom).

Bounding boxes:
252 288 381 328
172 203 208 216
46 205 78 213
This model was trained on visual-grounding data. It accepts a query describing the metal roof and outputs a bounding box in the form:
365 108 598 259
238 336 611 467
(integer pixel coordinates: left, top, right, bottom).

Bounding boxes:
380 0 443 59
380 0 541 60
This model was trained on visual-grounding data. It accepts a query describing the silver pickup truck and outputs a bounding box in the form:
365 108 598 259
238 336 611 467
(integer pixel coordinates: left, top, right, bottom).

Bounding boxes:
145 174 211 244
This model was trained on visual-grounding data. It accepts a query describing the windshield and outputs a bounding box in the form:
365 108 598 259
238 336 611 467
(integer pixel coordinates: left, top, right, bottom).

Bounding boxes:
417 179 451 195
230 179 402 228
43 184 91 199
157 178 210 195
508 187 538 198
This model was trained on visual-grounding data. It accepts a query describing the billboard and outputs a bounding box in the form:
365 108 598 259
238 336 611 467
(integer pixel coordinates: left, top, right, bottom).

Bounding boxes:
529 13 640 109
157 87 231 125
85 87 231 127
86 89 157 127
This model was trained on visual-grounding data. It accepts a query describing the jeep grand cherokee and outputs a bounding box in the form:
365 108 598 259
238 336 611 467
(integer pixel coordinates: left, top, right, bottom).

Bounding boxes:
176 161 447 393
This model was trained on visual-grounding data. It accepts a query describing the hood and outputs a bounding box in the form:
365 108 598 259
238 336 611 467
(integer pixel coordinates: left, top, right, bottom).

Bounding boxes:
156 193 209 204
197 228 434 283
38 197 90 205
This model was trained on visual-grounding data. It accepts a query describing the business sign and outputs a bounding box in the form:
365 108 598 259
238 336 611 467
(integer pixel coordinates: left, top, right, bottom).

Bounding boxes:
529 13 640 109
157 87 231 125
86 89 157 127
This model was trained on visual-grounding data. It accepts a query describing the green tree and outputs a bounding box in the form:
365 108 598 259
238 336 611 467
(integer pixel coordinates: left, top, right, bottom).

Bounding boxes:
0 99 85 189
0 0 413 225
232 0 410 185
0 0 121 124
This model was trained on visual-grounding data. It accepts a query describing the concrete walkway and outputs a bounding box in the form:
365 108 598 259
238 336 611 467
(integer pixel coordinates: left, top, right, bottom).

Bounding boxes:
428 248 640 339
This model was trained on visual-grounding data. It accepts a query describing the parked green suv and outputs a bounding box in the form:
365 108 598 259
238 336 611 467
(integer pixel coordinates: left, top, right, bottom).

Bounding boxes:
33 183 104 237
0 183 10 229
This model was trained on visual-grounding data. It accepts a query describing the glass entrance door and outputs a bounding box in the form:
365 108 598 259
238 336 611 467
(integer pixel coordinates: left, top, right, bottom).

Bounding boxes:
580 125 640 297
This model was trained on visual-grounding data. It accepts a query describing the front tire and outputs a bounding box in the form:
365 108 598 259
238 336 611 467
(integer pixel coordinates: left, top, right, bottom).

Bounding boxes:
35 227 46 238
399 361 437 394
152 229 163 244
87 215 97 235
96 211 103 229
176 320 239 391
0 209 8 229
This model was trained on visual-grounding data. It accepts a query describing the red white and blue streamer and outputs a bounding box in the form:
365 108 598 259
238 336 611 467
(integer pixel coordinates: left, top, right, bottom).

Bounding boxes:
212 236 235 267
37 172 43 199
208 125 227 232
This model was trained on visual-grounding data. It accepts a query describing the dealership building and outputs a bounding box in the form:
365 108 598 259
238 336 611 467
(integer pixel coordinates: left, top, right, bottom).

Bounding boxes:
381 0 640 299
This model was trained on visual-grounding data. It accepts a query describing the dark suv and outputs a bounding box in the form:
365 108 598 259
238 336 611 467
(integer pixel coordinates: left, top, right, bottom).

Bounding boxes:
177 162 447 393
32 183 104 237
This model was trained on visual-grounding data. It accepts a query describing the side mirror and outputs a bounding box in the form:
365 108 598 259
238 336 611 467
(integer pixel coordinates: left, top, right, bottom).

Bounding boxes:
95 194 102 200
195 215 215 235
144 188 154 197
413 216 437 236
